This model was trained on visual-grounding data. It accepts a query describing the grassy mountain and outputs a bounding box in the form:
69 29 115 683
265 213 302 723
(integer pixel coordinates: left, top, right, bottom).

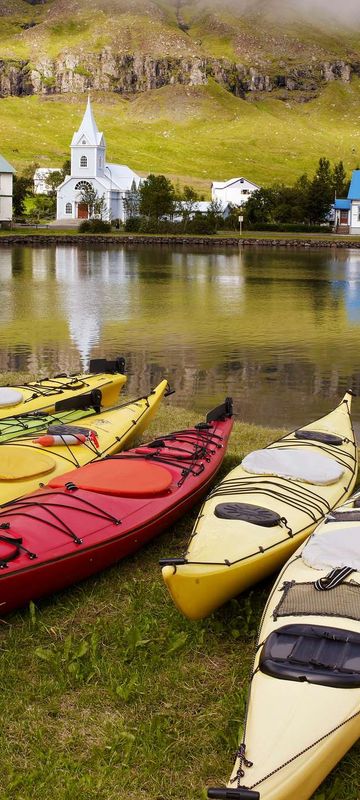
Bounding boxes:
2 0 360 61
2 0 360 188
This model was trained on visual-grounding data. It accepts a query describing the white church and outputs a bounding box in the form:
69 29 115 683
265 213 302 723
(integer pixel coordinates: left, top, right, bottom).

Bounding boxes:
56 97 141 223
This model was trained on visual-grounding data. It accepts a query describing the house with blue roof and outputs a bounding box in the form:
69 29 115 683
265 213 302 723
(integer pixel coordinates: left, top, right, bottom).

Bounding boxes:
0 154 15 223
334 170 360 234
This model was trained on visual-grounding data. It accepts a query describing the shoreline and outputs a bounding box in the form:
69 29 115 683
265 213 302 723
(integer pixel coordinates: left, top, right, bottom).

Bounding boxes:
0 232 360 248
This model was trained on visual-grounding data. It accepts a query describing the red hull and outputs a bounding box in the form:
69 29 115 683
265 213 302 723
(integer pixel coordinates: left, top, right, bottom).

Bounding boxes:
0 411 233 615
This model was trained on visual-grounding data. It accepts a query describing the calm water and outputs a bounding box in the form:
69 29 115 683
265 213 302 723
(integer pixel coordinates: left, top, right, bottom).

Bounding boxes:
1 243 360 430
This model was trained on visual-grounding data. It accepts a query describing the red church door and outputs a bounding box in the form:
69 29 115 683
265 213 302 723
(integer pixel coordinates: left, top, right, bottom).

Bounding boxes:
77 203 89 219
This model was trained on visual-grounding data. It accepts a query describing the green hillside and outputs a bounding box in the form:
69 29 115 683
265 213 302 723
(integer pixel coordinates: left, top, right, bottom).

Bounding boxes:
2 1 360 188
2 79 360 192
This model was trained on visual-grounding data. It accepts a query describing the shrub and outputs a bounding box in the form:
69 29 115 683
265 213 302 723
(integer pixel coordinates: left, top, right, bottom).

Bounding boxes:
187 213 217 234
244 223 333 233
78 219 112 233
124 217 142 232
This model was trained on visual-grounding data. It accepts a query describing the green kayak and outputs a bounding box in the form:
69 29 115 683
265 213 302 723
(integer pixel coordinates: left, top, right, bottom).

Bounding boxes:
0 405 100 445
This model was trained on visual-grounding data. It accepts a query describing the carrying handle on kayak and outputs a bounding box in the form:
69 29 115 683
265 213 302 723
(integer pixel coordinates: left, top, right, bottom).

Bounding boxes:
89 356 126 374
206 397 233 423
164 385 176 397
159 557 188 567
207 789 260 799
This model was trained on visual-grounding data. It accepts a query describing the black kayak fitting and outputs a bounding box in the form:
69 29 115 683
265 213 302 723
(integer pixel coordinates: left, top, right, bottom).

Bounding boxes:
208 788 260 799
294 429 343 446
214 503 281 526
55 388 102 414
89 356 125 374
260 623 360 688
206 397 233 423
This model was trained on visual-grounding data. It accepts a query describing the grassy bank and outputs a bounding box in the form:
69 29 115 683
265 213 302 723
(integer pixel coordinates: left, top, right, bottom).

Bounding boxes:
0 228 359 244
0 400 358 800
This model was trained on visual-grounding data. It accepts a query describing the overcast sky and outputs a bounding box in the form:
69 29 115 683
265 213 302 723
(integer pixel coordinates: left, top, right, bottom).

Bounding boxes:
217 0 360 25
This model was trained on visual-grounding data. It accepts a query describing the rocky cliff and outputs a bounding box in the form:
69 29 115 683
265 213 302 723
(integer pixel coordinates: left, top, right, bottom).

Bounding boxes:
0 51 356 100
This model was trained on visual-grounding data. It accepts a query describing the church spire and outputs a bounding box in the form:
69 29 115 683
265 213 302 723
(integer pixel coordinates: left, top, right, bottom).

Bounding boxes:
80 94 100 144
72 95 103 146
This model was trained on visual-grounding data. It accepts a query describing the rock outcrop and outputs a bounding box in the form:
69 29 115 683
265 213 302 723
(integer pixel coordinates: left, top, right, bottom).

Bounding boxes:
0 51 357 100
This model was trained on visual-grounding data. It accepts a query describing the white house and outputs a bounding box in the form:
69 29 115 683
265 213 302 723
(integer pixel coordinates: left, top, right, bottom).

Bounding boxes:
34 168 60 195
56 97 141 223
0 155 15 223
334 171 360 234
211 176 260 207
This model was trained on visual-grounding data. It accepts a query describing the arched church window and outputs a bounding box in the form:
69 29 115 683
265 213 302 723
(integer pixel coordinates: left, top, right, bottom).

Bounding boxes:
75 181 92 191
80 155 88 168
65 203 72 214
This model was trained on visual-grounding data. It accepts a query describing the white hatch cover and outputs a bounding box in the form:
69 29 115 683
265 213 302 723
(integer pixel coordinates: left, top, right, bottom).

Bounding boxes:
303 526 360 572
241 447 344 485
0 388 24 408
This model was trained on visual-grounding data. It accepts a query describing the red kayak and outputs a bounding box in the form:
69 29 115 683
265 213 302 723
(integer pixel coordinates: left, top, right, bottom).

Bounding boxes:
0 399 233 615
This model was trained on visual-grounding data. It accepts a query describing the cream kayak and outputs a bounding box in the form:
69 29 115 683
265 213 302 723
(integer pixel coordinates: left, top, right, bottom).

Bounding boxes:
0 380 169 506
207 487 360 800
162 392 358 619
0 357 126 417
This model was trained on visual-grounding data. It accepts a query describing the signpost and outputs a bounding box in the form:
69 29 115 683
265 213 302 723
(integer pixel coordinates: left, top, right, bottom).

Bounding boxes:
238 214 244 236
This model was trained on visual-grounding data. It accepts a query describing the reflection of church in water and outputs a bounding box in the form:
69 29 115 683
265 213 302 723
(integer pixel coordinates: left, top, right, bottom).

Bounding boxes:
55 247 134 370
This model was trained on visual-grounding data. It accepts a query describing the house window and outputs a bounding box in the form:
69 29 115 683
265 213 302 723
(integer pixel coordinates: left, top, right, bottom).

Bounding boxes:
65 202 72 214
357 206 360 222
80 156 88 168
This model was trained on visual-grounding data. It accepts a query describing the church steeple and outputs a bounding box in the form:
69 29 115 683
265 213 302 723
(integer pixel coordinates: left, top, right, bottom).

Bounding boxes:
70 96 106 178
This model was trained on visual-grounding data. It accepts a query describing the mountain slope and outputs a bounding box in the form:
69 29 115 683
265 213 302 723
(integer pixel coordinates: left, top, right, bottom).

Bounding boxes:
2 79 360 191
2 1 360 187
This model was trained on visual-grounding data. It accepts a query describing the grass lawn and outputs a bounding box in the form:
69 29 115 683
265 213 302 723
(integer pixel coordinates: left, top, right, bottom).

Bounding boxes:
0 395 358 800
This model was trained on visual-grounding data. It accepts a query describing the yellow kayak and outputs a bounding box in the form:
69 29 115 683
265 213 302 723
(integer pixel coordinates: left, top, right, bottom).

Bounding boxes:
0 357 127 417
208 489 360 800
0 380 169 506
162 392 358 619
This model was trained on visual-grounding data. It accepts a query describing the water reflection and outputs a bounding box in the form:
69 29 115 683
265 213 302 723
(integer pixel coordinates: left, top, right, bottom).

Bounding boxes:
0 244 360 428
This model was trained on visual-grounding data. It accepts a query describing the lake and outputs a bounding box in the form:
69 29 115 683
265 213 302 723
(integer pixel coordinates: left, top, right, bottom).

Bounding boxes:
1 243 360 430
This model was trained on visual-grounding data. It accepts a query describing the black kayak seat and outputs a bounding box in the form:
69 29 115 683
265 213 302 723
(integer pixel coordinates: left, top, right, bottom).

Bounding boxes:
260 624 360 688
295 429 343 446
215 502 281 526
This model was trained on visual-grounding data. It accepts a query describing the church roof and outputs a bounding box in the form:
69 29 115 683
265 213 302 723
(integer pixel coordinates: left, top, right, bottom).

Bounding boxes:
71 96 104 147
105 163 141 190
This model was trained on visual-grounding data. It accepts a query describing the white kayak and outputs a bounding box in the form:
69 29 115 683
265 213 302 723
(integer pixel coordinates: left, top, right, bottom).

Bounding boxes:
207 486 360 800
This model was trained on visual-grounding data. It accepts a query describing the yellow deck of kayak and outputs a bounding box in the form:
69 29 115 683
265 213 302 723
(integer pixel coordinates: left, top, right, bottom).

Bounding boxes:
162 393 358 619
0 380 168 505
0 370 127 418
223 493 360 800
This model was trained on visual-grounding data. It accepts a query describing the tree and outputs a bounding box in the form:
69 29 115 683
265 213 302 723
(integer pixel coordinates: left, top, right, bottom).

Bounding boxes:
13 175 32 217
305 157 334 224
244 187 277 224
80 184 107 220
123 179 141 219
61 158 71 181
178 185 199 228
139 174 176 221
332 160 348 198
12 161 39 217
44 170 63 197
